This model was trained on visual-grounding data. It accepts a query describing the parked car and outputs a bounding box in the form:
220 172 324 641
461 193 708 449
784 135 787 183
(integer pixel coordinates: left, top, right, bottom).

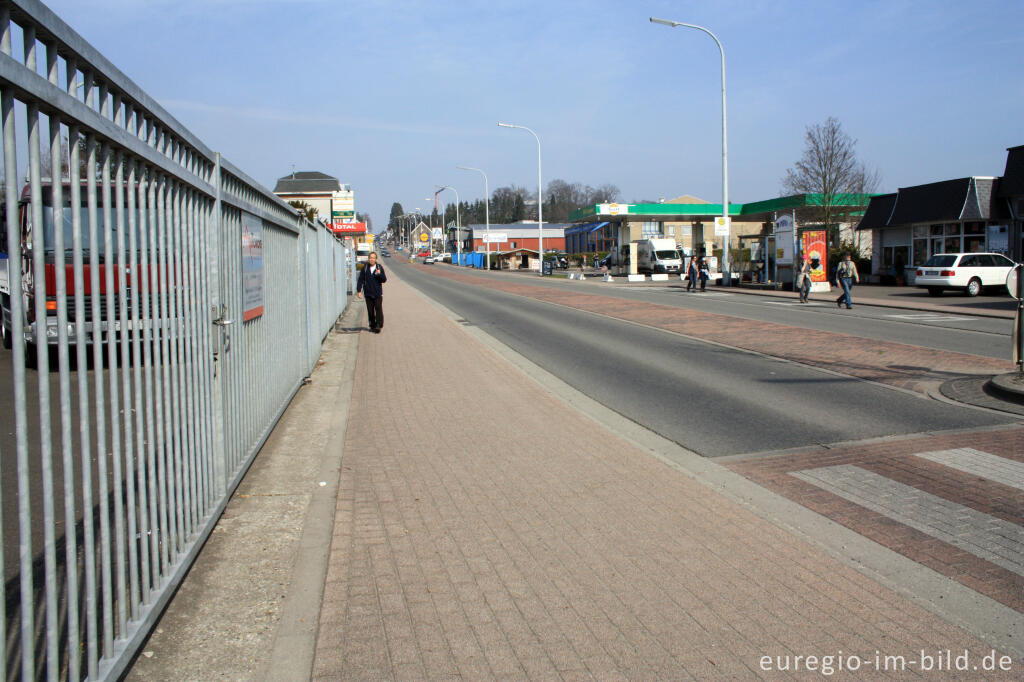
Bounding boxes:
382 251 391 257
423 255 435 264
915 252 1016 296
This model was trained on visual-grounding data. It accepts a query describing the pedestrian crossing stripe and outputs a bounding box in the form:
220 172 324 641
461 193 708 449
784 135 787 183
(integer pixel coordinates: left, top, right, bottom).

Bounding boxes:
883 313 973 322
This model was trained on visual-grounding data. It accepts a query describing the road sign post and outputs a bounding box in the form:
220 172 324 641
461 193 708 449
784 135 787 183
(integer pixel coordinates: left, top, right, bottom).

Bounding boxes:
1008 264 1023 373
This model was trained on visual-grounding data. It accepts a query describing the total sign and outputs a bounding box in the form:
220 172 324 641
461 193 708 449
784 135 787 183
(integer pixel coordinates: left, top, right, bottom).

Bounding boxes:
598 203 629 216
714 216 731 237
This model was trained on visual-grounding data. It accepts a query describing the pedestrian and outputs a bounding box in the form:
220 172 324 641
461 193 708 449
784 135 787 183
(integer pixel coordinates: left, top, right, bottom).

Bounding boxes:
797 255 812 303
686 256 699 292
698 258 710 292
834 251 859 309
356 251 387 333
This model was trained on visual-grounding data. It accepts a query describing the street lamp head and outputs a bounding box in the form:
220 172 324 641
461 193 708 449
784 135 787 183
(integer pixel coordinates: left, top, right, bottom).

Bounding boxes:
497 122 517 128
650 17 681 27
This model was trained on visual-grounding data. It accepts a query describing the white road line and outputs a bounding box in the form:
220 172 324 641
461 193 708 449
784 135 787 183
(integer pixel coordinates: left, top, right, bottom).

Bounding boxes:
912 448 1024 491
883 313 974 322
792 464 1024 576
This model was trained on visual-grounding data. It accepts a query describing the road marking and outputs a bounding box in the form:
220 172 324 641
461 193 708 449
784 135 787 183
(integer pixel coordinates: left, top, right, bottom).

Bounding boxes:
883 313 974 322
764 301 826 307
912 448 1024 491
792 464 1024 577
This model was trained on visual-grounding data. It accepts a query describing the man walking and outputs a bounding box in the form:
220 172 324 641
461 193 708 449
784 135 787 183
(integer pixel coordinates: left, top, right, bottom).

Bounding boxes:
356 251 387 333
834 252 859 309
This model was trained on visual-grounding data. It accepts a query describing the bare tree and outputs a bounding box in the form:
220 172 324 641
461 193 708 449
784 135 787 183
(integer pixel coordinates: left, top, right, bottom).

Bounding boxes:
782 117 875 246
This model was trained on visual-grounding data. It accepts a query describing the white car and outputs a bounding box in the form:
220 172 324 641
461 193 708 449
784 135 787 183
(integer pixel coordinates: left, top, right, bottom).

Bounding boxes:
423 255 435 264
915 252 1016 297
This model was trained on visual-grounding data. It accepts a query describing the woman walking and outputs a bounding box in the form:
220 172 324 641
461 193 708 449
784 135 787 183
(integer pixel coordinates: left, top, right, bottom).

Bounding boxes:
797 255 812 303
686 256 699 292
356 251 388 333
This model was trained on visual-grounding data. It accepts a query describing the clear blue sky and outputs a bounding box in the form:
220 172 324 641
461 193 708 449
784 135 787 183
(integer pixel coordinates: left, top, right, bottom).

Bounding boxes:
46 0 1024 231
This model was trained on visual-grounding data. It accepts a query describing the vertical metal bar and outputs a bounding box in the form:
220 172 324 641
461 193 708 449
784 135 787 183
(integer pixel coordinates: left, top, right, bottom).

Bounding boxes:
64 56 87 682
99 127 122 655
180 188 201 530
156 171 178 563
82 70 101 681
209 154 225 498
101 131 129 647
126 111 152 606
113 116 141 625
2 11 33 679
25 22 63 679
167 176 187 545
139 165 160 591
147 168 168 580
47 41 84 682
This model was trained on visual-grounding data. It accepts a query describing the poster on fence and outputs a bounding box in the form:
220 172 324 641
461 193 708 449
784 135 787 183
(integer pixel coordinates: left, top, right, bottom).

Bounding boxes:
800 229 831 292
241 211 264 321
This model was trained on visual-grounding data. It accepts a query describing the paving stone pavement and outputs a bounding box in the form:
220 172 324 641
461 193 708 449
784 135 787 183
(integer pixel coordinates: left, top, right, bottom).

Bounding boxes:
312 275 1017 680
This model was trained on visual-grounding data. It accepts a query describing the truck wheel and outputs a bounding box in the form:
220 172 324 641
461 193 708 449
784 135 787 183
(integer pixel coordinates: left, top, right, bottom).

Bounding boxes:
926 287 943 297
965 278 982 297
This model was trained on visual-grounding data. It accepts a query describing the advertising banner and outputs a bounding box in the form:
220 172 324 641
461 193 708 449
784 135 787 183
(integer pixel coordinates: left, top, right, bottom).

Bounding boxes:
241 212 264 321
714 216 731 237
774 214 794 264
483 233 508 243
801 229 830 292
331 189 355 220
329 221 366 234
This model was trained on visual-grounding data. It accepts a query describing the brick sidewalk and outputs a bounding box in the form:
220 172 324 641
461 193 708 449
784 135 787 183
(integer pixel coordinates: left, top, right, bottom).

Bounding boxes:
313 276 1013 680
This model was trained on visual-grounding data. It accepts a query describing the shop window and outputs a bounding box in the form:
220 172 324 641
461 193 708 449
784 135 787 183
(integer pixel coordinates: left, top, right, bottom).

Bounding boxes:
964 235 985 253
944 223 961 236
944 236 961 253
912 239 928 265
913 225 928 238
930 224 944 237
964 221 985 235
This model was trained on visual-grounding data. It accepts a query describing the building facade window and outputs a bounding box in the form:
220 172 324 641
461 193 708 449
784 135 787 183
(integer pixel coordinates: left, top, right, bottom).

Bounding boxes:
641 221 660 238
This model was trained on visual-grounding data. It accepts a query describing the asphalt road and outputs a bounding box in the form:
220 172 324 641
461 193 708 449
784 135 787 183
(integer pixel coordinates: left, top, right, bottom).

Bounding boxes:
422 266 1014 359
392 259 1015 458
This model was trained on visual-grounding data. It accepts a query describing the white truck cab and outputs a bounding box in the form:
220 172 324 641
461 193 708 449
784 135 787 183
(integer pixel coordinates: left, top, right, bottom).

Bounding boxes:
637 238 683 274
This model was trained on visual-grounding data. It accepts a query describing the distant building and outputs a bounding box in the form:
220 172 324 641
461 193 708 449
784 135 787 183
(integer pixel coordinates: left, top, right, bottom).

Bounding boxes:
273 170 363 240
465 223 569 253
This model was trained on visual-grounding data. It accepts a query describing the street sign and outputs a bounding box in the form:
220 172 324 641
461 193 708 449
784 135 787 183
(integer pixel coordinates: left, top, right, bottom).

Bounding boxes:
714 216 731 236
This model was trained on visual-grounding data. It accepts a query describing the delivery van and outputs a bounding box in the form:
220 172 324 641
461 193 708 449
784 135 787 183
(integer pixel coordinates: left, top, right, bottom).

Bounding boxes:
637 238 683 274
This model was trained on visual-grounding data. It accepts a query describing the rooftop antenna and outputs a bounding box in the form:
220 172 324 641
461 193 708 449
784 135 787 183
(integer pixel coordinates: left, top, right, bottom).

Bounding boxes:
291 163 296 179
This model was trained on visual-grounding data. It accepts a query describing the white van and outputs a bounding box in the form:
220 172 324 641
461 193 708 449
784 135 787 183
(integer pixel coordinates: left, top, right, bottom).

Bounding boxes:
637 238 683 274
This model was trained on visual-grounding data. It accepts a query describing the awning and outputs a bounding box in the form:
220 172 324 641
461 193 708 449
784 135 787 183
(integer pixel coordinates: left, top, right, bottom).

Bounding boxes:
564 221 609 236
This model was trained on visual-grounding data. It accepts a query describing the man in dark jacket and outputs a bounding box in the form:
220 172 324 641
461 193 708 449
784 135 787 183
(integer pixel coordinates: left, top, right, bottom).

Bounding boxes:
356 251 387 333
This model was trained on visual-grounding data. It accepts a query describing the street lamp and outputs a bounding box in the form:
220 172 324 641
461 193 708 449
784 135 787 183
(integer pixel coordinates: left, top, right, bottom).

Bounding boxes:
457 165 489 270
650 16 730 282
438 185 461 264
498 122 544 275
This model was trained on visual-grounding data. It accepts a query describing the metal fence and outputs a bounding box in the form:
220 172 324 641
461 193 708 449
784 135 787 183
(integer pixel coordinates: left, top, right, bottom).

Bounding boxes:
0 0 353 679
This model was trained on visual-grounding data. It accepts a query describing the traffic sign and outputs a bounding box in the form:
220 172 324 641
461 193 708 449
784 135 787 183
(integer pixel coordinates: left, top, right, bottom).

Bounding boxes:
1007 264 1023 300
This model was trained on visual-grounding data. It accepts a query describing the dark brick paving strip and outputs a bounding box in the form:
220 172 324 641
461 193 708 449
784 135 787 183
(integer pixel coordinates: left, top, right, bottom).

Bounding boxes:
725 428 1024 613
418 265 1014 395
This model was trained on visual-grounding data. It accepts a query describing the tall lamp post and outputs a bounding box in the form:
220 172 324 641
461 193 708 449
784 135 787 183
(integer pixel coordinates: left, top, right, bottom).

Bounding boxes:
457 165 489 270
498 122 544 275
438 185 461 264
650 16 730 282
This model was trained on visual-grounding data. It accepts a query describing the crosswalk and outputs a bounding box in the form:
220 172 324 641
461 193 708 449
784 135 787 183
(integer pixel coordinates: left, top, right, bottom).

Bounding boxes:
791 449 1024 577
883 312 974 323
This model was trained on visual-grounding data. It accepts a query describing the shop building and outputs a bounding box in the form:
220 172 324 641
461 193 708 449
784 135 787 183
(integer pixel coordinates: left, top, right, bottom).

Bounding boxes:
465 222 569 253
566 194 873 284
856 163 1020 284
